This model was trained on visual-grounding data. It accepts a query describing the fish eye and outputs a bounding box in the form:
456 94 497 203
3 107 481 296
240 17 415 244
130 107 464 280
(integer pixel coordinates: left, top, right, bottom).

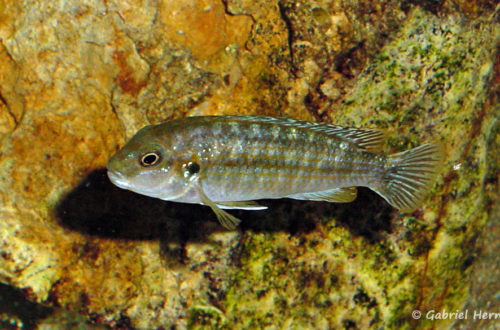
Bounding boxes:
186 161 200 174
140 151 161 167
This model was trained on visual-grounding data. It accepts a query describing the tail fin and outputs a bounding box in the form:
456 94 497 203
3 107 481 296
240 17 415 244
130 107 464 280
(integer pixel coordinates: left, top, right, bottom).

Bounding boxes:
374 143 443 212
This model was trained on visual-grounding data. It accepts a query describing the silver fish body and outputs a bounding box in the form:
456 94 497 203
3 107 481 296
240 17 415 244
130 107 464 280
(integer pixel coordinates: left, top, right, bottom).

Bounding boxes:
107 116 442 229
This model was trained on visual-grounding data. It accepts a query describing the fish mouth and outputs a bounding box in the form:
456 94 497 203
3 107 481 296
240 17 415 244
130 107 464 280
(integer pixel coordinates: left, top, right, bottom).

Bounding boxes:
107 170 131 189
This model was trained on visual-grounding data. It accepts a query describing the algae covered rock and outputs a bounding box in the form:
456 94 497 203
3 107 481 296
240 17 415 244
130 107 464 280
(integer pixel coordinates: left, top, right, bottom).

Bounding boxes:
0 0 498 328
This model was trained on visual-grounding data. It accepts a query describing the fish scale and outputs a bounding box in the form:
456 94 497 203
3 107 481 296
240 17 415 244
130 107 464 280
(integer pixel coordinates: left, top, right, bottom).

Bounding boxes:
198 118 381 201
107 115 443 229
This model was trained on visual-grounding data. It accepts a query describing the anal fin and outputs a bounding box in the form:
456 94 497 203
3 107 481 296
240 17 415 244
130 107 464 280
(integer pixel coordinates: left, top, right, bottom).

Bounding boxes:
287 187 357 203
216 201 268 210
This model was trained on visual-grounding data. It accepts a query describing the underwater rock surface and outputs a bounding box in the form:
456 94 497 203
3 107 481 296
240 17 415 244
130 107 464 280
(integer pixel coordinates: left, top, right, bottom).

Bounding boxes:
0 0 498 328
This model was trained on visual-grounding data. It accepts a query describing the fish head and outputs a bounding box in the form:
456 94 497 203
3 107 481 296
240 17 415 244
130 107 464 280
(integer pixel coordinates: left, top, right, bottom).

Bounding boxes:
106 124 190 200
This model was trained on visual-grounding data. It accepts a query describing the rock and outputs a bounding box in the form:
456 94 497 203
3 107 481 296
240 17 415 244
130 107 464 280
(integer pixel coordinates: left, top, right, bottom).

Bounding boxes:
0 0 497 328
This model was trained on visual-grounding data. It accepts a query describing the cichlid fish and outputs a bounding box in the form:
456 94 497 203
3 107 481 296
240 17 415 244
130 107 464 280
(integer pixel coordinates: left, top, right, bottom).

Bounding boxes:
107 116 443 229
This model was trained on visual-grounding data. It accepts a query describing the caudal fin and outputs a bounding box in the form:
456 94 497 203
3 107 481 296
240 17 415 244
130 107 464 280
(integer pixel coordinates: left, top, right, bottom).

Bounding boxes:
375 143 443 212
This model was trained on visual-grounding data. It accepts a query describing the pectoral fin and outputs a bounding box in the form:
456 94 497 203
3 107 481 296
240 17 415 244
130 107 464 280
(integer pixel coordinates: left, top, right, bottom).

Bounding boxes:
196 184 241 230
216 201 268 210
287 187 357 203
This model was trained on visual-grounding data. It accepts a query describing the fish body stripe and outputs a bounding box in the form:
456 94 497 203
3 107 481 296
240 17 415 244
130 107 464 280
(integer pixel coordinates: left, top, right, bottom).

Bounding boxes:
174 117 385 201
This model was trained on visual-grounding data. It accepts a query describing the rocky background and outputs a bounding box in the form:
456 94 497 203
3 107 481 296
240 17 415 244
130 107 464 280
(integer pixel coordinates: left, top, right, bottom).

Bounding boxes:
0 0 498 328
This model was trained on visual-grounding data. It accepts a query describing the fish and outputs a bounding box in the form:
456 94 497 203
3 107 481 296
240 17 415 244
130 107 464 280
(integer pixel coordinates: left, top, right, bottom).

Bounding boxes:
107 116 443 229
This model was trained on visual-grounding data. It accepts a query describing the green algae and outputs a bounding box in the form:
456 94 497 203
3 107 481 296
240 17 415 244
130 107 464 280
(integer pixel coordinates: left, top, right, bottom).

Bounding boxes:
218 7 499 329
188 305 227 329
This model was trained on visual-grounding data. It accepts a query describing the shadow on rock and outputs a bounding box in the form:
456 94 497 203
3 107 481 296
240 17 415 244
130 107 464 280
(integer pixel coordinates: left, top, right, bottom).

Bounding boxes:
56 168 393 245
240 187 394 242
55 168 209 241
0 283 52 329
330 187 395 241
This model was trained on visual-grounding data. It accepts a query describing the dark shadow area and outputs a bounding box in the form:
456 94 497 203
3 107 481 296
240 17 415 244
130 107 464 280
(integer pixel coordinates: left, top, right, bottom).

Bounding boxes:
56 168 207 240
0 283 53 330
238 187 394 242
56 168 394 245
330 187 395 241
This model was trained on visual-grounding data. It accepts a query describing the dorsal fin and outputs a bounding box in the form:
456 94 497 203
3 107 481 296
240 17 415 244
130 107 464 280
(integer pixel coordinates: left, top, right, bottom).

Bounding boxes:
225 115 385 152
323 126 385 152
